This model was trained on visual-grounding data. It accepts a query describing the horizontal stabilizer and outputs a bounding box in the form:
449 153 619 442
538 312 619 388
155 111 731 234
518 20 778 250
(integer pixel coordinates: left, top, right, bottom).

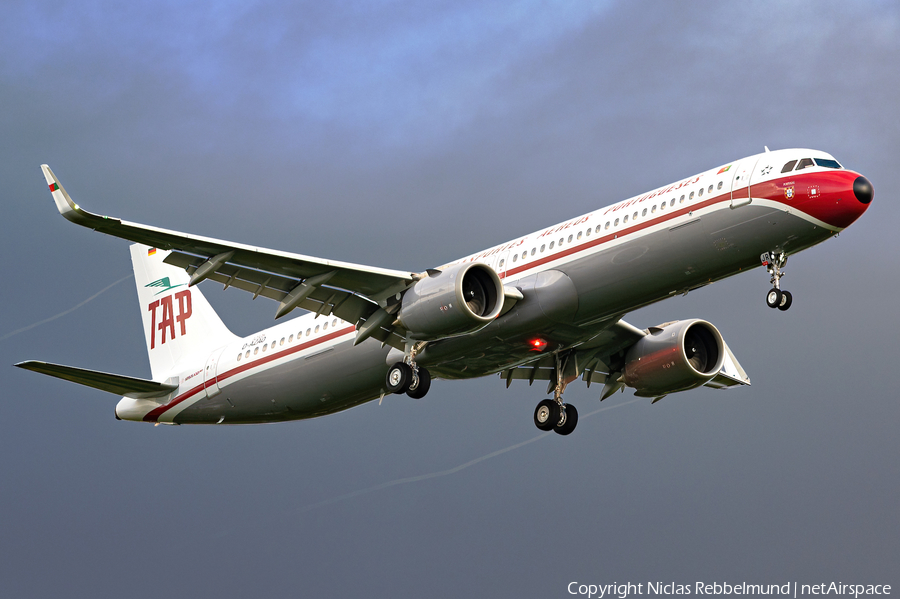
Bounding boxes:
15 361 177 399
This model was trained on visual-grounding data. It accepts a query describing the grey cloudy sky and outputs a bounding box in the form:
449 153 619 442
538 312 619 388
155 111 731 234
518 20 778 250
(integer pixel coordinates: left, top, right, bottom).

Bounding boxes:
2 1 898 597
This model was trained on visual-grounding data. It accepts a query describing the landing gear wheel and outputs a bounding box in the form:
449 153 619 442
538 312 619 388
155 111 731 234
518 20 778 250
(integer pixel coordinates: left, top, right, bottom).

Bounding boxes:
777 290 793 311
534 399 560 432
766 288 783 309
554 403 578 436
406 367 431 399
385 362 412 394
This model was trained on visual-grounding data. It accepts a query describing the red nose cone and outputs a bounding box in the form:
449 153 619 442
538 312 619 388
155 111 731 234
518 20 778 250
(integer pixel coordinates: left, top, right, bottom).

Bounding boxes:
782 170 872 229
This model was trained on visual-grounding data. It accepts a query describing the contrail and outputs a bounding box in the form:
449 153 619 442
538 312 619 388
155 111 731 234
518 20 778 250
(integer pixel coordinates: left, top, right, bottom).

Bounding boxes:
295 396 642 514
1 273 133 341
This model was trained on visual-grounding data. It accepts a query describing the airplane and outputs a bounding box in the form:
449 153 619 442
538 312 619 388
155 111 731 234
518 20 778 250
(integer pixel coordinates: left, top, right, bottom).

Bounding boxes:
16 148 872 435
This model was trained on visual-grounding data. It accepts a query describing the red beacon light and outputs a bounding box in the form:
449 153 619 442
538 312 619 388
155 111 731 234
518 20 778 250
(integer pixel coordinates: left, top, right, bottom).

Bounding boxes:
528 338 548 351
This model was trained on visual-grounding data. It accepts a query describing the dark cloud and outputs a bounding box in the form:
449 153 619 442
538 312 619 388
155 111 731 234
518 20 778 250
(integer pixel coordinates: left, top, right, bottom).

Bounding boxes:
2 1 899 597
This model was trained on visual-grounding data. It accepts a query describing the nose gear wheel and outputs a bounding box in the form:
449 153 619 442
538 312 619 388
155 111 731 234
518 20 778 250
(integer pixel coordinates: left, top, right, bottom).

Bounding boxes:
761 251 792 311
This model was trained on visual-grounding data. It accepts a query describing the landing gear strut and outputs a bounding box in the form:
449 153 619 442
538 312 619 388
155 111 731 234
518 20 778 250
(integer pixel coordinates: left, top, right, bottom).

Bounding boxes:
761 251 792 311
385 343 432 399
532 353 579 435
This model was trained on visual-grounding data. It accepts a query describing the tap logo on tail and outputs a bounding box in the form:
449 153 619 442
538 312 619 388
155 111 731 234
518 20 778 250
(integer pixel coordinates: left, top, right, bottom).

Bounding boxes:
145 277 184 295
146 279 193 349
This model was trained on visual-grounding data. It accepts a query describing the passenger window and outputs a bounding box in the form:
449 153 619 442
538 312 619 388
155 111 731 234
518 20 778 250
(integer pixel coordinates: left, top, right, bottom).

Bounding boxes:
596 225 602 233
289 334 294 342
532 248 537 255
559 238 564 246
670 198 675 206
707 185 713 193
660 202 665 210
522 251 527 259
796 158 815 170
245 350 250 358
585 228 591 236
237 353 242 361
642 208 647 216
499 259 505 268
679 195 685 203
614 218 619 226
262 344 267 352
315 325 320 333
632 212 638 220
549 241 555 249
604 222 610 230
716 182 723 190
271 341 276 349
540 244 545 252
577 231 582 240
651 206 657 213
512 254 517 262
698 188 704 197
689 191 695 200
306 328 311 336
333 319 337 327
782 160 798 173
623 215 629 223
567 235 573 243
254 347 259 355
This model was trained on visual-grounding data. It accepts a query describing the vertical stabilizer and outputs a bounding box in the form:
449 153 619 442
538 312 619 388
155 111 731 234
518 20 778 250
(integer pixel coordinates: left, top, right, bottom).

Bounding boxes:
130 244 237 379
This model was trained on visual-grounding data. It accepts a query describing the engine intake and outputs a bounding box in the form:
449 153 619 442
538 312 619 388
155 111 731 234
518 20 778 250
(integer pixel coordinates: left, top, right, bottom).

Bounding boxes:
398 262 503 340
624 319 725 397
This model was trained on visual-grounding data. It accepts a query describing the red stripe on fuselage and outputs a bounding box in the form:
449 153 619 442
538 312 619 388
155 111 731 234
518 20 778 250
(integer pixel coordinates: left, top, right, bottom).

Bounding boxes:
496 170 864 280
143 325 357 422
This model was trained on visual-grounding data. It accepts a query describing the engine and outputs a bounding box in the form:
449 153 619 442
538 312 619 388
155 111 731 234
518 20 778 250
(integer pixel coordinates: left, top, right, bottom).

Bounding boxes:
398 262 504 340
623 319 725 397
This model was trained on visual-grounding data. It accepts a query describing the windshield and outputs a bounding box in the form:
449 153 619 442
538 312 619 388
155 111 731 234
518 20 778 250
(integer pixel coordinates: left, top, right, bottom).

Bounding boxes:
814 158 842 169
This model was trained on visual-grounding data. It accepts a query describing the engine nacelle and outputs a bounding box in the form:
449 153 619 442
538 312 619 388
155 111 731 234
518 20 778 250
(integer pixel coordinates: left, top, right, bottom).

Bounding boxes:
398 262 503 340
624 319 725 397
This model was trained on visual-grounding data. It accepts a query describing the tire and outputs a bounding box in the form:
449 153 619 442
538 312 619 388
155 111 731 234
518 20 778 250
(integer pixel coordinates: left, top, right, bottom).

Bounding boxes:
554 403 578 436
406 367 431 399
766 288 783 309
777 290 793 311
385 362 412 394
534 399 560 431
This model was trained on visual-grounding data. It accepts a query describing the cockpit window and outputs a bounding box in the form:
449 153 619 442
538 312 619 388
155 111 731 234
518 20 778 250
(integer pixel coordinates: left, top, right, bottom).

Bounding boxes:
781 160 798 173
795 158 815 171
814 158 842 169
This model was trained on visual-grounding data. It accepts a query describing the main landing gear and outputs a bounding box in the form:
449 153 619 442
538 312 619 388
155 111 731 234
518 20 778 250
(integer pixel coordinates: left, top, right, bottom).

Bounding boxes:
761 251 792 311
532 354 579 435
385 344 431 399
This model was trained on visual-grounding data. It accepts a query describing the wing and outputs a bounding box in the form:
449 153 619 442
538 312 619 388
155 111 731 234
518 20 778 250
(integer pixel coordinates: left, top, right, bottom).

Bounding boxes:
499 319 750 399
499 318 645 392
41 166 417 323
15 361 177 399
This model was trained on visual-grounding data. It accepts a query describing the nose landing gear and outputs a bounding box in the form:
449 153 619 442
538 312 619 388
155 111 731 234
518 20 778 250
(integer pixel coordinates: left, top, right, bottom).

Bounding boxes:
761 251 792 311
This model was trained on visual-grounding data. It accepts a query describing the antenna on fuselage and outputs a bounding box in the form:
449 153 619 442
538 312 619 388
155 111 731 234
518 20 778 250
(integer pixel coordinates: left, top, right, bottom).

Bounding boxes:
764 146 770 152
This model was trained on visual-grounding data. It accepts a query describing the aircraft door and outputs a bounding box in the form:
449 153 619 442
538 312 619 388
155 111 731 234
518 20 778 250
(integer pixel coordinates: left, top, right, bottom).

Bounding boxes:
203 347 225 398
730 157 759 208
492 250 511 279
